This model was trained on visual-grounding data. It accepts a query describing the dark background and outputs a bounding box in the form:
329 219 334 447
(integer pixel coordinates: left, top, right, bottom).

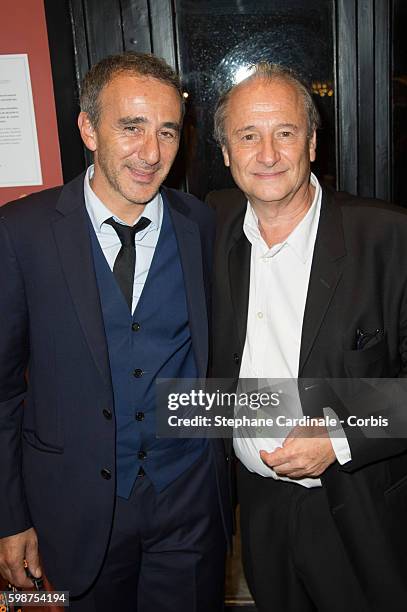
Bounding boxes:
44 0 406 206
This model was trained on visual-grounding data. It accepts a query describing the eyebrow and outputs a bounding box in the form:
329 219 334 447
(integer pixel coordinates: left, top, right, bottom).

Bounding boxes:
234 125 257 135
161 122 181 132
275 123 298 131
234 122 299 135
118 116 147 126
118 116 180 132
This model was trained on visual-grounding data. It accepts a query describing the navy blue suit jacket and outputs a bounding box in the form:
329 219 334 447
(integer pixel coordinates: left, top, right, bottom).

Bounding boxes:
0 173 232 595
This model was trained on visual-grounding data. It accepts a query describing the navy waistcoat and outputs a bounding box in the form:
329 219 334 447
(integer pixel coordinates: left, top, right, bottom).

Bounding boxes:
89 199 206 497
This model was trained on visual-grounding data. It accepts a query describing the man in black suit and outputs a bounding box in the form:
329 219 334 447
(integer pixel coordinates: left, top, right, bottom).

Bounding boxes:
208 62 407 611
0 52 231 611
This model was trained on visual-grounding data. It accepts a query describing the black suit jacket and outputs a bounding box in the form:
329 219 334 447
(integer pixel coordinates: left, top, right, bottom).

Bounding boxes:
0 173 232 595
208 185 407 606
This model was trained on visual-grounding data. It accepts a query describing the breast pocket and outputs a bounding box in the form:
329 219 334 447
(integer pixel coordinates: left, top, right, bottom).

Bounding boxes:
343 335 388 377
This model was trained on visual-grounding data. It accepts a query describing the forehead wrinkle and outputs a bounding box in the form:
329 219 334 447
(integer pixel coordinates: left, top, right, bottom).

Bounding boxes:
251 102 285 112
228 79 304 116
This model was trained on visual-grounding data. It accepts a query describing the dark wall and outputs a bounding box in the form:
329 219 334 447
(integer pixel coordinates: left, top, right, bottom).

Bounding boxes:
44 0 399 203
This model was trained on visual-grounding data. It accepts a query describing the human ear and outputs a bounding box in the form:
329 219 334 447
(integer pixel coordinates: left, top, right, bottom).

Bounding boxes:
78 112 98 152
221 144 230 167
309 130 317 162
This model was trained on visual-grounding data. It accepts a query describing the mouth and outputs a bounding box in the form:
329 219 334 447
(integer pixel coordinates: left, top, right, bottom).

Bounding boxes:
253 170 287 180
126 166 159 184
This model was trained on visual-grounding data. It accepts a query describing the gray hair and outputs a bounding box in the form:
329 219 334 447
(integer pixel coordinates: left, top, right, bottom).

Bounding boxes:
213 62 320 146
80 51 184 127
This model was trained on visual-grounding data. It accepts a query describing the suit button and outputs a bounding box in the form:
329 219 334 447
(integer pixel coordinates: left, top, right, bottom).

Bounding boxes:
133 368 143 378
103 408 112 420
226 454 230 462
101 468 111 480
132 322 141 332
233 353 240 364
138 450 146 460
135 411 145 421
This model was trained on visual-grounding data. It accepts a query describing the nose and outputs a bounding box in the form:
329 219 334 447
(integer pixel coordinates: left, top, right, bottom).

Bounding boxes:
138 133 160 166
256 137 280 166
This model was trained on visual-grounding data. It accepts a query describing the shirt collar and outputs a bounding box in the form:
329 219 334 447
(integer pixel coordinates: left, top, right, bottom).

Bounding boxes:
243 172 322 263
84 164 162 231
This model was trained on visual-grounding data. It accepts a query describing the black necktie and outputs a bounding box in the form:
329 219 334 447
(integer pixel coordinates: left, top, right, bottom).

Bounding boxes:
104 216 151 310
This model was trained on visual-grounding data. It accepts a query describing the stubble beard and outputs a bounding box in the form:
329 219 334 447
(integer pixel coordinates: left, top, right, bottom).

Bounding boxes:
96 150 161 206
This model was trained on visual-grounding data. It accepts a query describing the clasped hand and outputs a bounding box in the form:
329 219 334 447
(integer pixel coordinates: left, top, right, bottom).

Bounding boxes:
260 425 336 479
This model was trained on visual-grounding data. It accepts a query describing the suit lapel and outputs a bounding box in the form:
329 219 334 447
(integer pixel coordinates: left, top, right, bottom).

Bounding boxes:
299 188 347 374
213 189 251 352
223 191 251 351
52 174 111 389
162 188 208 378
228 232 251 351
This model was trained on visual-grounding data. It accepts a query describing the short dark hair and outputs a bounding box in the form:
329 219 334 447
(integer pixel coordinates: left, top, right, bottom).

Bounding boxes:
214 62 320 146
80 51 184 127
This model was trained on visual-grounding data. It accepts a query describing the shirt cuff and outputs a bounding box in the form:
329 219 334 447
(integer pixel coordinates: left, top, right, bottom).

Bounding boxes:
323 406 352 465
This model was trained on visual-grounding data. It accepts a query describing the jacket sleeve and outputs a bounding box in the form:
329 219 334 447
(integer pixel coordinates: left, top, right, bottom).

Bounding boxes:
0 216 32 536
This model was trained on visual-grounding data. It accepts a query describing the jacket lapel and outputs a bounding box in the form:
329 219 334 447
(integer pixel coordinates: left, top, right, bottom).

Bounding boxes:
52 174 111 389
299 188 347 374
223 190 251 352
228 231 251 352
162 188 208 378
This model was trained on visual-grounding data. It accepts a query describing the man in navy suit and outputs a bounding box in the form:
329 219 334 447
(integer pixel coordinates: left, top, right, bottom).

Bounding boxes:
0 52 231 611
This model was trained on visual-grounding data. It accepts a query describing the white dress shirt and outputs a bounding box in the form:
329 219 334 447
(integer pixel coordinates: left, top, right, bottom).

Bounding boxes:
84 165 163 314
234 173 350 487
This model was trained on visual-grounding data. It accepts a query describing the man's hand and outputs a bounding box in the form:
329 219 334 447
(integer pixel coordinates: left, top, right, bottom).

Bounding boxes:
260 425 336 479
0 528 41 588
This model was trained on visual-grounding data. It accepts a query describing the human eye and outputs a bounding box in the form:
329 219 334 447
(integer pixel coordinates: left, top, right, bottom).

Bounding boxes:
158 129 178 142
240 133 259 143
277 129 296 139
123 125 141 134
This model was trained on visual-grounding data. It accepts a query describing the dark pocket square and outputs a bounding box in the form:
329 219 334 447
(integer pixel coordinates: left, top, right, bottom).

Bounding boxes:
355 328 383 350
